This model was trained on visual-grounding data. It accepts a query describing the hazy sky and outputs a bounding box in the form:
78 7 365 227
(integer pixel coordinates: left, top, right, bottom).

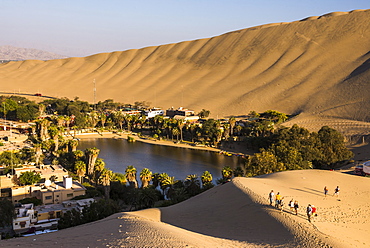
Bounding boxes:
1 0 368 57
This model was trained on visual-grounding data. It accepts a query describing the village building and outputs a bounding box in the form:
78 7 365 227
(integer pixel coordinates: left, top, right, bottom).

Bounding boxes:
10 176 86 204
173 115 199 123
12 198 95 236
119 108 141 116
13 164 69 182
144 108 164 118
12 203 38 235
166 107 195 118
35 176 86 205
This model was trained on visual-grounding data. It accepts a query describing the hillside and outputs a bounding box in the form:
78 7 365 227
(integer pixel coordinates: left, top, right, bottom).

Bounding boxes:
0 45 67 61
1 170 369 247
0 10 369 134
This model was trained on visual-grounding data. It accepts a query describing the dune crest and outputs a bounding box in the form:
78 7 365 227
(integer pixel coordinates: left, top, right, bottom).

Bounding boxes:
2 170 368 247
1 9 370 134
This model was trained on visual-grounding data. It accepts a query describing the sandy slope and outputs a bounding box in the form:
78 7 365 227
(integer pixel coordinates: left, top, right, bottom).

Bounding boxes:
1 170 368 248
1 10 370 134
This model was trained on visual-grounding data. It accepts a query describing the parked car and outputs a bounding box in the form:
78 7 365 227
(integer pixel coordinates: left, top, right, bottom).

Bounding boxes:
355 164 364 176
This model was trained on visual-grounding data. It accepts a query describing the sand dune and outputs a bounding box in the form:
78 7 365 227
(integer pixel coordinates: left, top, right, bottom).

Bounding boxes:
1 170 368 247
0 10 370 134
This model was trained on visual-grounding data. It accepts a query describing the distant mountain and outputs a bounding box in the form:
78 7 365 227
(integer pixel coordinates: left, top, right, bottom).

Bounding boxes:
0 45 67 61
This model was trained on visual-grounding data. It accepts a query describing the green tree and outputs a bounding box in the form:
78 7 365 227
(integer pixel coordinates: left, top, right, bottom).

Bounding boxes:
0 151 22 166
233 166 245 177
15 102 39 122
19 171 42 185
262 110 288 124
1 99 18 119
0 199 16 227
316 126 354 168
19 197 42 206
245 149 285 176
198 109 210 118
138 186 160 209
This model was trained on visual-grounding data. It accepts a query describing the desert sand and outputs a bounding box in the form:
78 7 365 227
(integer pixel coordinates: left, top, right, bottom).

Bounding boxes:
0 10 370 135
1 169 369 247
1 9 370 248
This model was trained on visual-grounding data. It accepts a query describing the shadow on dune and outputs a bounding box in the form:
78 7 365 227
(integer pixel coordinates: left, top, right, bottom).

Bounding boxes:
160 181 298 246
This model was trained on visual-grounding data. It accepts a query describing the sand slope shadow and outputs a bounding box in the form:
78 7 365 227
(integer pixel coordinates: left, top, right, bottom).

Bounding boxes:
160 181 298 247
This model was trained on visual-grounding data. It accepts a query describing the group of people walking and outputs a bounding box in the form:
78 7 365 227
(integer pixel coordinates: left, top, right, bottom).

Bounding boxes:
268 190 284 210
268 190 317 222
268 185 341 222
324 186 340 197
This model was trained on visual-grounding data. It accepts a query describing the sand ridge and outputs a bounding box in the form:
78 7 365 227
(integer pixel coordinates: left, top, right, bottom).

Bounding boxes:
1 170 368 247
1 9 370 134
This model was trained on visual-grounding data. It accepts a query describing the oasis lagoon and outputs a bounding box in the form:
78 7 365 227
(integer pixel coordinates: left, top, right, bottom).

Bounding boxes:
78 138 244 183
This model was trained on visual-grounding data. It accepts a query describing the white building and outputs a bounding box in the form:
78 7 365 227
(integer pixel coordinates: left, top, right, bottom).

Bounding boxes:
13 203 38 234
144 108 164 118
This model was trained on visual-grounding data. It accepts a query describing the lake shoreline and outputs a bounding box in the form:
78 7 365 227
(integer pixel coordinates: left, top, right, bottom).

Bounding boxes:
73 131 248 156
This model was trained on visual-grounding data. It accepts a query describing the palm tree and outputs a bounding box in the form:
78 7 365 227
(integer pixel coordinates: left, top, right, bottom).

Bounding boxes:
229 117 236 137
159 173 175 199
151 173 160 188
201 171 213 188
48 125 60 153
162 120 170 139
114 111 125 130
172 127 180 142
223 123 230 140
233 166 245 177
184 174 201 196
36 119 50 141
113 172 127 184
140 168 152 188
222 166 233 180
153 115 163 129
125 165 138 188
85 147 100 177
88 111 99 129
131 114 139 130
177 119 185 141
235 125 243 136
187 123 197 142
198 109 210 118
93 158 105 184
34 143 43 165
73 150 84 160
99 112 107 128
100 168 113 200
74 160 86 183
124 114 132 131
215 129 223 146
69 139 79 152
